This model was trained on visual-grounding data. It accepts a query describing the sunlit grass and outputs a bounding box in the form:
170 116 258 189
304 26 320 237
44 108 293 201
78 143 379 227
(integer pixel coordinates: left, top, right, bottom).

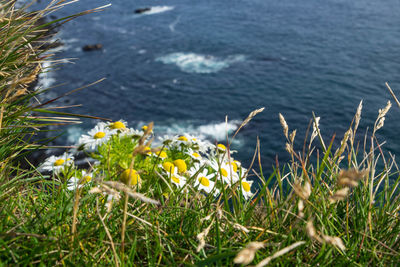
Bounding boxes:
0 1 399 266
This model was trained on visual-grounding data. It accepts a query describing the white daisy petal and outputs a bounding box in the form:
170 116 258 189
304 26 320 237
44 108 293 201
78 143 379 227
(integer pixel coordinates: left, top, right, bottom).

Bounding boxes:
39 152 74 174
78 123 113 150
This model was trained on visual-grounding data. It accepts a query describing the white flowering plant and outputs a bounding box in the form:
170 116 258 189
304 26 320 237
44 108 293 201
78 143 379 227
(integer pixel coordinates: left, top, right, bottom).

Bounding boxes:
38 120 255 203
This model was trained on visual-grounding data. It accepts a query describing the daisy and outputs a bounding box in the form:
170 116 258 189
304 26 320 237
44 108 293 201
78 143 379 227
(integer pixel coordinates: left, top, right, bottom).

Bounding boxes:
81 170 93 183
217 143 227 152
186 149 203 162
152 149 168 160
107 120 127 130
240 179 254 200
66 170 93 191
66 177 81 191
209 159 239 186
193 168 219 196
170 173 187 188
171 133 198 149
195 139 215 154
160 161 175 175
188 162 202 177
39 152 74 174
78 123 113 150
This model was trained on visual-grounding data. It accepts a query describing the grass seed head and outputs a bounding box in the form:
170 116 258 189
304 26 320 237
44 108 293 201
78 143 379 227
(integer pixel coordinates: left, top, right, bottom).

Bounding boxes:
337 169 366 188
234 242 265 265
322 235 346 251
329 187 350 203
279 113 289 139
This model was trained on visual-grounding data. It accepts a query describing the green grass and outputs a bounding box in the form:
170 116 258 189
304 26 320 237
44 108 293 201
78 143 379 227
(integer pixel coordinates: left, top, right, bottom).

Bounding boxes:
0 1 399 266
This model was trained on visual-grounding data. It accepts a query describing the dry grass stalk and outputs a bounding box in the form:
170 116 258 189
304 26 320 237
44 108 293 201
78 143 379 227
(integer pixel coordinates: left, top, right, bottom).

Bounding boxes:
126 212 168 236
255 241 306 267
285 142 292 154
353 100 363 135
89 185 120 213
233 242 265 265
335 128 352 159
289 129 296 143
96 198 120 267
103 181 160 205
233 223 250 233
279 113 289 139
306 221 346 251
322 235 346 251
374 100 391 133
71 185 82 243
196 220 214 252
298 199 305 218
386 82 400 107
329 187 349 203
337 169 366 188
232 107 265 140
310 116 321 144
293 180 312 200
306 220 321 242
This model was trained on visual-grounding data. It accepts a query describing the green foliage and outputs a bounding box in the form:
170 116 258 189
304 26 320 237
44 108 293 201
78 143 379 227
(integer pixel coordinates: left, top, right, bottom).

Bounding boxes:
0 1 399 266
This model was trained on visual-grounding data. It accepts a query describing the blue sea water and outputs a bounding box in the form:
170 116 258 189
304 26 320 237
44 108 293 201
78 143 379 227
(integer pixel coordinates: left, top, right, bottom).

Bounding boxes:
33 0 400 171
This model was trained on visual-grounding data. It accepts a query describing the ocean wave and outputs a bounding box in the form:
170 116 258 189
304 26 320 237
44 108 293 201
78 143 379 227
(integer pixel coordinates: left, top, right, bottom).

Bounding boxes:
140 6 174 15
152 120 241 142
155 53 246 74
35 62 56 90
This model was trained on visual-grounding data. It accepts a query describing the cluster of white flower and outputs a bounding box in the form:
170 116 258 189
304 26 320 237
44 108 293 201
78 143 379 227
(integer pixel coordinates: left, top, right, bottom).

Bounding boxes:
38 120 255 200
39 120 135 189
157 135 254 200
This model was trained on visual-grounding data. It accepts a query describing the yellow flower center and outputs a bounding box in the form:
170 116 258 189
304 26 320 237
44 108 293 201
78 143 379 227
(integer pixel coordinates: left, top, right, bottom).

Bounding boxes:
192 138 197 141
173 159 187 173
162 162 175 174
192 152 201 158
217 144 226 151
198 177 210 187
220 168 228 177
83 175 92 183
142 125 148 131
178 136 188 141
171 176 180 184
157 151 167 159
110 121 126 129
242 181 251 192
120 169 140 186
94 131 106 139
54 159 65 166
231 162 238 172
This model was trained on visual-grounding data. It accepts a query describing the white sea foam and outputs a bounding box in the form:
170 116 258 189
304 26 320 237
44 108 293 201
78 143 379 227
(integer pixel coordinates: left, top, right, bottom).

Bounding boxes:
169 16 181 32
35 62 56 90
155 53 245 74
151 120 241 142
140 6 174 15
66 126 84 144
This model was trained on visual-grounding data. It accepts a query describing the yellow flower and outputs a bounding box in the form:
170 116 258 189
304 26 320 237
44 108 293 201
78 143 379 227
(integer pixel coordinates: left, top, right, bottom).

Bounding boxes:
110 121 126 129
156 150 168 159
162 162 175 174
178 135 188 142
173 159 187 173
217 144 226 151
120 169 141 186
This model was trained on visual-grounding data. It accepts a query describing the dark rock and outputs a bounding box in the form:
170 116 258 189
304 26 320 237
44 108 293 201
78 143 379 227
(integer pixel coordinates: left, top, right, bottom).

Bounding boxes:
82 44 103 52
134 8 151 14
